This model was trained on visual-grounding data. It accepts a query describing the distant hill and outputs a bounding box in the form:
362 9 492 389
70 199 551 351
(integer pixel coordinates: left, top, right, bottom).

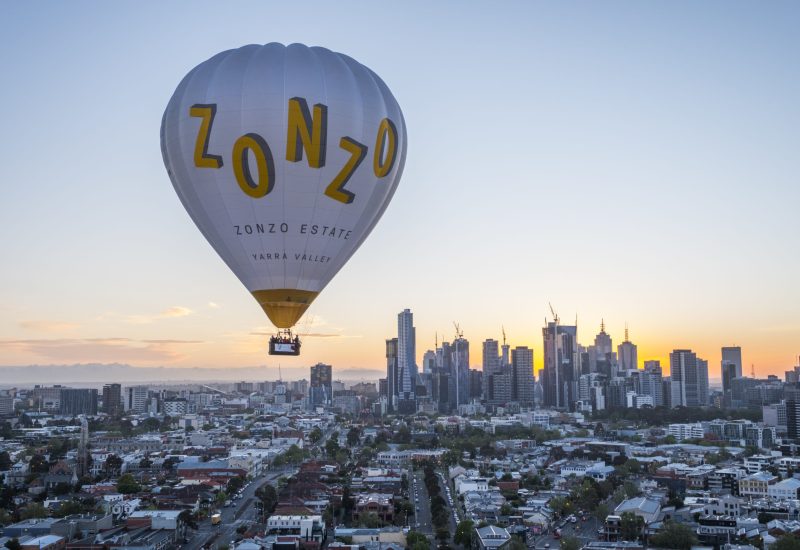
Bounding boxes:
0 363 383 387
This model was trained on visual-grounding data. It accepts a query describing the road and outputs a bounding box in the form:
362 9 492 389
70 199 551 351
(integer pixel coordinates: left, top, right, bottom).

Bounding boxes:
410 468 433 535
437 471 458 541
184 466 296 550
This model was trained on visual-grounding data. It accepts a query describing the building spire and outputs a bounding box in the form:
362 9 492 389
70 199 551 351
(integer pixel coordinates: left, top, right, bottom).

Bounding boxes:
600 318 605 333
625 322 629 342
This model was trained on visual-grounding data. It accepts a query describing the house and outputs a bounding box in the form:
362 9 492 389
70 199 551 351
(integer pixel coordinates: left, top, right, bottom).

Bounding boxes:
473 525 511 550
353 494 394 524
613 497 662 524
455 477 489 496
19 535 65 550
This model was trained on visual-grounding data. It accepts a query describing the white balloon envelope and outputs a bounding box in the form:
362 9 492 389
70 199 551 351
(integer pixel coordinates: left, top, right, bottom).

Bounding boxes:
161 43 407 332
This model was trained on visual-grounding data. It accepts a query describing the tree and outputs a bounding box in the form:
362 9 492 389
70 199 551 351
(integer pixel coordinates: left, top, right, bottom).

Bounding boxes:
325 438 340 458
773 535 800 550
227 476 245 495
259 484 278 515
758 511 775 524
117 474 141 494
54 501 83 518
454 520 474 548
53 482 72 496
619 511 644 541
163 456 181 471
0 452 11 471
648 521 698 550
435 528 450 544
4 539 21 550
407 532 428 546
559 536 581 550
507 540 526 550
21 503 46 519
594 503 610 522
309 427 323 444
142 418 160 432
548 496 571 517
29 454 49 474
104 454 123 476
347 427 361 447
623 481 640 499
358 512 384 528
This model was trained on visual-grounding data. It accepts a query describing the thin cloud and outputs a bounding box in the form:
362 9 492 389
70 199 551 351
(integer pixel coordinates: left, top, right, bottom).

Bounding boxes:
123 306 194 324
160 306 193 318
0 337 202 363
19 320 80 332
208 302 220 309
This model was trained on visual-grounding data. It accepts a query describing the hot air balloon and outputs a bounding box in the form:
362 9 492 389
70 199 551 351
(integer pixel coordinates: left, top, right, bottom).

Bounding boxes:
161 43 407 355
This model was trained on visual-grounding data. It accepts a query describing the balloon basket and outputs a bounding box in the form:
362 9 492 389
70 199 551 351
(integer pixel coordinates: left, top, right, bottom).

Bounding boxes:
269 330 301 356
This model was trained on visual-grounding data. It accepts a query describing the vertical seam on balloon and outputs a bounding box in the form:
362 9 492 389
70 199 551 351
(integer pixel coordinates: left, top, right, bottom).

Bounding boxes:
298 47 336 298
211 46 262 301
319 54 369 282
341 57 391 259
358 72 407 254
281 45 289 291
168 50 241 288
299 45 330 295
240 44 271 294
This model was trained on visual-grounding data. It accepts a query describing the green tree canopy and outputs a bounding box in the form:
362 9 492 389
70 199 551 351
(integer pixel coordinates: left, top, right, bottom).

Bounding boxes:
117 474 141 494
773 535 800 550
648 520 698 550
559 536 581 550
620 511 644 541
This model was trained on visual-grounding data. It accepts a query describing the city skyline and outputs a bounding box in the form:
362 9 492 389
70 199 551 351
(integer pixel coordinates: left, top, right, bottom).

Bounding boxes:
1 2 799 377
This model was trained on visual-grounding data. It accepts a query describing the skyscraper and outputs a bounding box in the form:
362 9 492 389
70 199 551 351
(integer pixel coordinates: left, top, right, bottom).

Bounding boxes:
697 358 709 406
722 346 743 379
102 383 122 416
60 389 98 416
589 320 615 376
483 339 510 406
309 363 332 408
452 336 470 407
422 350 436 374
669 349 707 408
511 346 535 407
397 309 417 406
482 339 500 374
640 360 664 407
617 326 638 371
125 386 149 413
542 319 580 410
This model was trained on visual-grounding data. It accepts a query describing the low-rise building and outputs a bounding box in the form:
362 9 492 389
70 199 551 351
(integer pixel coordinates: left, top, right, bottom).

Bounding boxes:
266 515 326 543
768 478 800 501
739 472 779 499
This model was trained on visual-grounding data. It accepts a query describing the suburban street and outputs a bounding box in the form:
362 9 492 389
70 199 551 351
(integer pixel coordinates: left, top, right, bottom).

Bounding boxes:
184 466 296 550
530 515 600 549
410 468 433 535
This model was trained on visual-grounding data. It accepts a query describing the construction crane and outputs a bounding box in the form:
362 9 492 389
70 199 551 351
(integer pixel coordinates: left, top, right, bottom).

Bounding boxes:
453 321 463 339
549 302 559 324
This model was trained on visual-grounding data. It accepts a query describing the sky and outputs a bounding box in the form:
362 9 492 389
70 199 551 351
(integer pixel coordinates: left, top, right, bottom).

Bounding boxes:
0 1 798 381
